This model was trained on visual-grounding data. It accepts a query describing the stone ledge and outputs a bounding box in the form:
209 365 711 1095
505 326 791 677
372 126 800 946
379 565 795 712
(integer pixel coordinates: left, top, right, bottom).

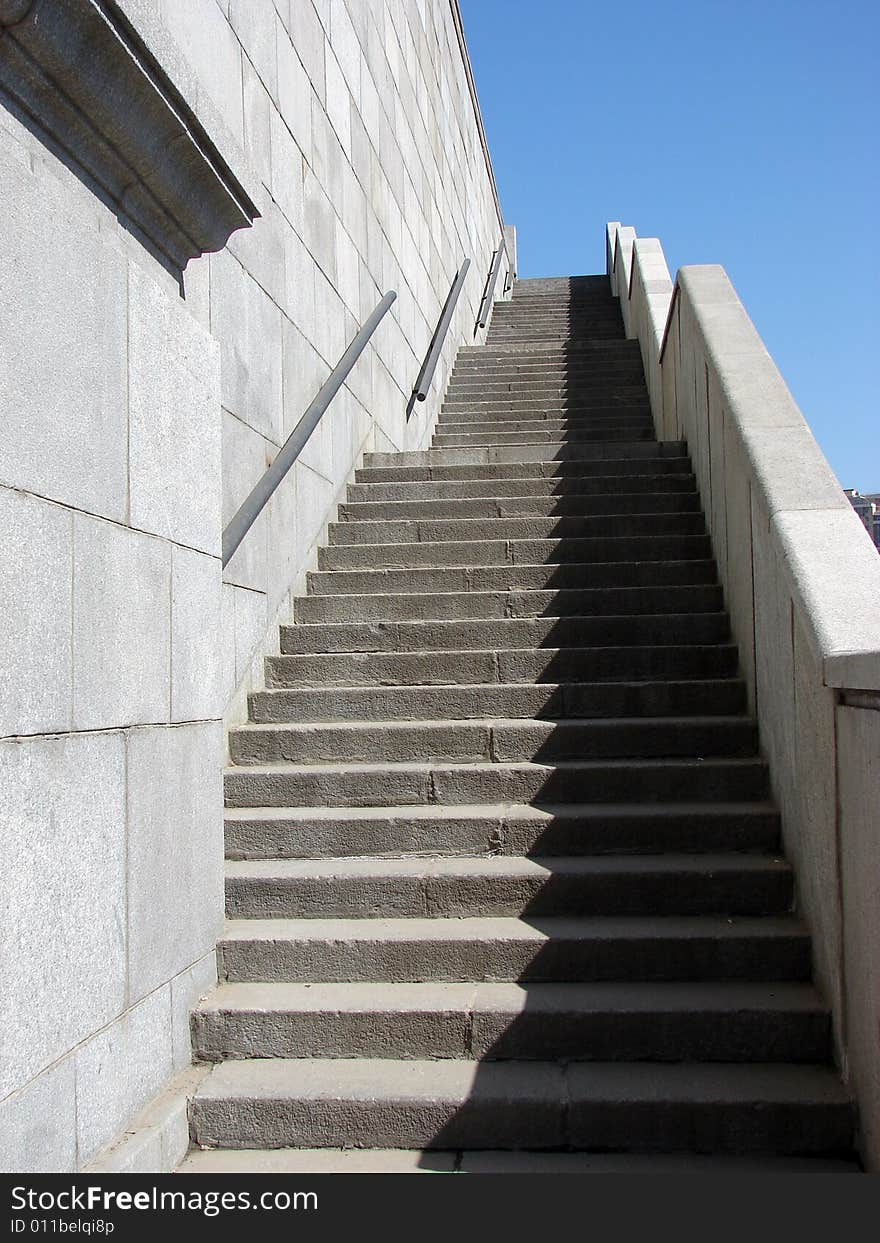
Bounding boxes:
0 0 257 268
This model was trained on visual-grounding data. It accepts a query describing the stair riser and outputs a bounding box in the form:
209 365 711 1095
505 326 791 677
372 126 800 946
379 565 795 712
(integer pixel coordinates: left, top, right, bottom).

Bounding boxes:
327 515 706 547
217 933 809 985
195 1092 850 1155
307 559 715 596
193 1008 827 1064
363 443 686 469
280 615 730 655
223 759 770 809
249 681 746 724
355 457 692 483
266 646 739 687
224 808 780 860
433 430 656 448
228 719 759 766
437 416 653 435
293 585 723 624
224 869 791 920
451 361 643 381
337 493 701 523
346 476 696 502
318 535 714 570
444 383 648 402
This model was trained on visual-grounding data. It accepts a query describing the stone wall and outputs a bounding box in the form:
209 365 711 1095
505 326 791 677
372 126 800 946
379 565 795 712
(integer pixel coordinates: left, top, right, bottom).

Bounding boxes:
0 0 506 1171
608 222 880 1171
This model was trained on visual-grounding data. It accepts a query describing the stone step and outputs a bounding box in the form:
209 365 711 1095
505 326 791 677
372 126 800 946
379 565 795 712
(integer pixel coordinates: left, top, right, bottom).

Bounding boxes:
338 492 700 524
266 644 738 688
223 801 781 861
451 356 643 379
355 456 692 483
306 557 715 596
278 609 725 651
487 321 623 334
294 584 723 625
280 613 730 656
193 981 827 1063
318 533 713 570
178 1147 861 1173
218 914 809 983
447 380 646 400
326 513 706 547
189 1059 850 1154
347 475 696 503
249 678 746 725
458 341 635 358
438 421 656 443
437 414 653 435
229 715 759 768
363 441 687 469
223 854 790 920
223 755 770 809
432 427 656 448
438 402 651 420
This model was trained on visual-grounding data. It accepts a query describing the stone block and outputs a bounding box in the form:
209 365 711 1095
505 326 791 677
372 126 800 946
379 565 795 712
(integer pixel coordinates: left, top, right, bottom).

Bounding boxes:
287 0 326 104
294 460 336 572
773 508 880 688
241 56 272 188
229 0 277 99
128 264 222 557
72 516 171 730
303 171 339 289
0 146 128 522
266 465 301 617
75 988 173 1165
330 0 362 105
790 613 842 1021
0 1059 77 1173
739 423 850 519
171 955 217 1073
227 196 286 310
0 731 126 1100
838 703 880 1170
0 488 72 737
324 45 352 156
210 250 283 442
158 0 244 145
171 545 224 723
283 226 318 333
269 109 306 233
221 410 269 593
232 583 270 688
126 722 224 1003
750 493 795 794
335 216 361 315
276 17 314 158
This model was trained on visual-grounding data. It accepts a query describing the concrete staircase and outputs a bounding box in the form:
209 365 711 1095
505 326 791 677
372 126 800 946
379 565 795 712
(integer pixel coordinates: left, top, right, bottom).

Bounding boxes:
181 275 855 1173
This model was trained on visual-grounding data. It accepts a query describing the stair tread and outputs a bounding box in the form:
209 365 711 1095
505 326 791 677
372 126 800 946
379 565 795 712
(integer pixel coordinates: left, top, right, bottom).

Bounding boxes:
178 1147 860 1174
194 1057 849 1105
221 914 808 941
223 799 779 823
225 853 788 880
197 980 823 1014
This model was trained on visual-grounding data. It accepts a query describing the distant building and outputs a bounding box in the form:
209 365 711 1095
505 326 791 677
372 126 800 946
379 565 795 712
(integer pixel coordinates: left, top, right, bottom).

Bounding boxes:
844 489 880 550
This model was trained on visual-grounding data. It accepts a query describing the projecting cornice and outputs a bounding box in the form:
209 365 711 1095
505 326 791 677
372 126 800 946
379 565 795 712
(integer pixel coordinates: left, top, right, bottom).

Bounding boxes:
0 0 258 268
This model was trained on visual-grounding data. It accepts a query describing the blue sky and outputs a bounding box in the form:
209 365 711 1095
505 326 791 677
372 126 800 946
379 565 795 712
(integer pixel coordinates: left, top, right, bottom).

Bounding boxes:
460 0 879 490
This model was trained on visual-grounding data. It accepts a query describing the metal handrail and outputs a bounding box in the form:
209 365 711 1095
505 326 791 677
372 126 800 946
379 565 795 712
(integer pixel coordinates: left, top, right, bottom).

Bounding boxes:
475 238 506 329
412 258 471 402
221 290 397 568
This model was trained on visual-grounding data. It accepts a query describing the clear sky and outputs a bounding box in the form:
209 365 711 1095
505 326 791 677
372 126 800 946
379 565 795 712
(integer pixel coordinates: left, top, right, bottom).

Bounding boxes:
459 0 879 491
